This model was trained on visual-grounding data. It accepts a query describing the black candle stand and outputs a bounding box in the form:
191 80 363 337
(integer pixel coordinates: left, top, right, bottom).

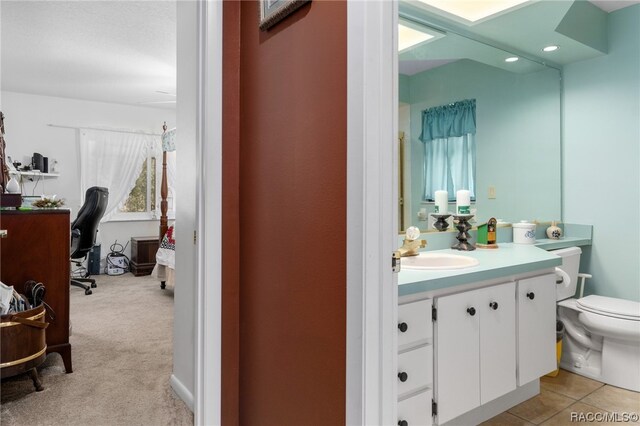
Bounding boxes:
452 214 475 251
432 213 452 232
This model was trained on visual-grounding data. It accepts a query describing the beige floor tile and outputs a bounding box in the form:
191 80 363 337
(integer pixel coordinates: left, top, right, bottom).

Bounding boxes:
540 369 604 400
581 385 640 414
481 412 535 426
508 389 575 425
540 402 619 426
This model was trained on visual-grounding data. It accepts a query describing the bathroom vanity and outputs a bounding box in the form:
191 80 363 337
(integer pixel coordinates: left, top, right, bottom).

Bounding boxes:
397 244 562 426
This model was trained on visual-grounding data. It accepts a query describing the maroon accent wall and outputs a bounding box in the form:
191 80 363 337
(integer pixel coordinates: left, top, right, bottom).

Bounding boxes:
234 1 347 424
222 1 241 424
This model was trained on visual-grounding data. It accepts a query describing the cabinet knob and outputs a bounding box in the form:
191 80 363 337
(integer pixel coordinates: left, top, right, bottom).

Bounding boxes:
527 292 535 300
467 307 476 316
398 322 408 333
398 421 408 426
489 301 499 310
398 371 408 382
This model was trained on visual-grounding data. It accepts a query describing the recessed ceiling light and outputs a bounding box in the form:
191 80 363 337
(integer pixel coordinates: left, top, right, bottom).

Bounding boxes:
417 0 530 23
542 45 559 52
505 56 519 63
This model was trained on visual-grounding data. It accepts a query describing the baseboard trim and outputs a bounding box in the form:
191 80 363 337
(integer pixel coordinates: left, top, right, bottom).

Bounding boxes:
442 379 539 425
170 374 194 412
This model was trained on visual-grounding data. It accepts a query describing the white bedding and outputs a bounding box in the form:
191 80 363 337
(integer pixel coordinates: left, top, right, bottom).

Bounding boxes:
153 225 175 287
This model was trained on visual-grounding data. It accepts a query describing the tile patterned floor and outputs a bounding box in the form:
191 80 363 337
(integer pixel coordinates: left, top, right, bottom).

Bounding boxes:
481 370 640 425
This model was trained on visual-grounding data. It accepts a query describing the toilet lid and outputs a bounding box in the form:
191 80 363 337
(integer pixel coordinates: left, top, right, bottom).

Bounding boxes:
577 295 640 320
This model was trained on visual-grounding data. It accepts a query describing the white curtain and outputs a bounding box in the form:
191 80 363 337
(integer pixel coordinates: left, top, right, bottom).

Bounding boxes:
79 129 159 222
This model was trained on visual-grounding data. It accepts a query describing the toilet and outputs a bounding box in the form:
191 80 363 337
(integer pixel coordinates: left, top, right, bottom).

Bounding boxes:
553 247 640 392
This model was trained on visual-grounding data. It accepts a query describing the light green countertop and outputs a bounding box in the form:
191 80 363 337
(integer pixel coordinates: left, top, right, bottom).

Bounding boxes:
534 237 592 250
399 243 561 297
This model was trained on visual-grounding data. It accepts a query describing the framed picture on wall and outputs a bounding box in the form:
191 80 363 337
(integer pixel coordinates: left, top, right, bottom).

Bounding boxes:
259 0 311 31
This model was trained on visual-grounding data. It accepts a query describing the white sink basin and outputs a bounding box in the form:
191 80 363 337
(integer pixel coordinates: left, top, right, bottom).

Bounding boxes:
402 252 480 270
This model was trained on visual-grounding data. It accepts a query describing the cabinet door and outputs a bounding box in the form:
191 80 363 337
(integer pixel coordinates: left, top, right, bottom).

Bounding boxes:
435 291 480 424
478 281 516 404
517 274 556 385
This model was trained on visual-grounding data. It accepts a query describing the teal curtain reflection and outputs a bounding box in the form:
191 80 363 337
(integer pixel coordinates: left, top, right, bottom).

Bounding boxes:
419 99 476 201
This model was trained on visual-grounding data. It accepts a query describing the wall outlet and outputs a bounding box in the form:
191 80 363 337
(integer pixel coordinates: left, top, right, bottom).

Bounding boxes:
488 186 496 199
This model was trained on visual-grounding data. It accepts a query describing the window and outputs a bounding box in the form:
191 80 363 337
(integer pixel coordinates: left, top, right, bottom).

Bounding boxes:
116 152 176 221
79 129 175 222
120 156 157 214
419 99 476 201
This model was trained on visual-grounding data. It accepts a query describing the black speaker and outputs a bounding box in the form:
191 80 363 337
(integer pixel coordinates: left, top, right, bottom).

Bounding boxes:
89 244 101 275
32 153 44 171
43 157 49 173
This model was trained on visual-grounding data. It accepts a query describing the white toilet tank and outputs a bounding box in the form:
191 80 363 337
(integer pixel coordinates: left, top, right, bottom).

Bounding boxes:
552 246 582 301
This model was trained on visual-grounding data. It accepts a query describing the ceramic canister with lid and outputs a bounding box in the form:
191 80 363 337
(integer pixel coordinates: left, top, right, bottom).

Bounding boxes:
513 221 536 244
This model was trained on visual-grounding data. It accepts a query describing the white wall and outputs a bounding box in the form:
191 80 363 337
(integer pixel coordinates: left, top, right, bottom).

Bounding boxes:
170 0 196 409
0 91 175 261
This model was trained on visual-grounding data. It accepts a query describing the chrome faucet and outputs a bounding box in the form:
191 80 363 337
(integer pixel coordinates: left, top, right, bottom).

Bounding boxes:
398 226 427 257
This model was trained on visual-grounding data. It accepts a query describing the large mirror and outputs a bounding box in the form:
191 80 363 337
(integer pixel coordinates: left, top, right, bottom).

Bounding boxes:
397 1 600 231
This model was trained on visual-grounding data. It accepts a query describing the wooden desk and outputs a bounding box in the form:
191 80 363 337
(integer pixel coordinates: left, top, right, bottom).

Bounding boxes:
0 209 72 373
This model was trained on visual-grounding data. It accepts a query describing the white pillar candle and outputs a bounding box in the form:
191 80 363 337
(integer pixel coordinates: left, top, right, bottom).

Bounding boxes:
456 190 471 214
434 190 448 214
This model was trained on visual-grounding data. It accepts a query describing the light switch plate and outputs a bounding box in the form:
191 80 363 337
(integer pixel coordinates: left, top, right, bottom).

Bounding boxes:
488 186 496 199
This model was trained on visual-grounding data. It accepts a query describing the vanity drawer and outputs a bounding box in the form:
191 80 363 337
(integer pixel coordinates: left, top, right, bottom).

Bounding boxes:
398 388 433 426
398 298 432 349
398 344 433 397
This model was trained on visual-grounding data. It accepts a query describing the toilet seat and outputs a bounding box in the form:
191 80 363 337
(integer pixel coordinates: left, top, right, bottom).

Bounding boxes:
577 295 640 321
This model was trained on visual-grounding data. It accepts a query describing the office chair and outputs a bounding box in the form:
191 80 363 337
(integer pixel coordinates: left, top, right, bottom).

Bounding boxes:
70 187 109 295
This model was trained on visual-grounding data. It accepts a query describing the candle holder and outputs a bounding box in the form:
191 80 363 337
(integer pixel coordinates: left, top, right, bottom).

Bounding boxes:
431 213 451 232
452 214 475 251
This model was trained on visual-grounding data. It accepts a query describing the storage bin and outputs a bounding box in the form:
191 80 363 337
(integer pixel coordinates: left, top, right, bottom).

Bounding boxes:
546 320 565 377
1 304 48 390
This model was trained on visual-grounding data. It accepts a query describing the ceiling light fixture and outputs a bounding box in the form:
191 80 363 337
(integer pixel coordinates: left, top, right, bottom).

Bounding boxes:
417 0 530 23
505 56 519 62
399 23 435 52
398 19 445 53
542 45 559 52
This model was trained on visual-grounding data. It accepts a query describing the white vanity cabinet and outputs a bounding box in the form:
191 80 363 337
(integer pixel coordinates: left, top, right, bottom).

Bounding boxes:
397 298 433 426
434 281 516 424
399 244 564 425
516 273 557 385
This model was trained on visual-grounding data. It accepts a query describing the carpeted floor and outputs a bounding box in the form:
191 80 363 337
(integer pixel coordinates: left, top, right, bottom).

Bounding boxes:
1 274 193 426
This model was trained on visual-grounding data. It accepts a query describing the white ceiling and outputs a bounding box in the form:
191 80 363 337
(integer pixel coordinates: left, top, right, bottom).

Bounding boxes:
1 1 176 109
1 0 636 108
590 0 640 12
400 0 640 77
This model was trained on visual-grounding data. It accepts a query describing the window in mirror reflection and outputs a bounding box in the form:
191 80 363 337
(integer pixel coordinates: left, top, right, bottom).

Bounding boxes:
419 99 476 201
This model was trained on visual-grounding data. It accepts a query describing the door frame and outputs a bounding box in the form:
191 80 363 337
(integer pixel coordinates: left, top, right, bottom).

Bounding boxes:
346 1 399 425
194 0 223 424
193 1 399 424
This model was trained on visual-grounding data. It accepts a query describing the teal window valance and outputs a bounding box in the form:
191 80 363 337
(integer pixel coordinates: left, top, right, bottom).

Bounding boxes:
419 99 477 201
419 99 476 143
